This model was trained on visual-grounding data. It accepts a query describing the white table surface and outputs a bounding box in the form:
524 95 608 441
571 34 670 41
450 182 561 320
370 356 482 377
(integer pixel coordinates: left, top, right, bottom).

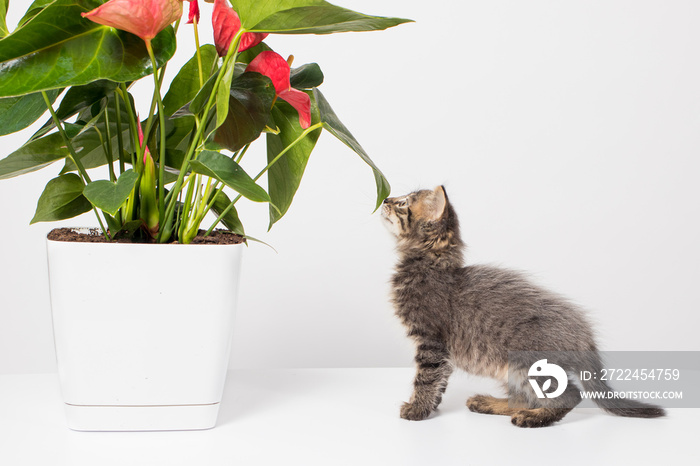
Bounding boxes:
0 368 696 466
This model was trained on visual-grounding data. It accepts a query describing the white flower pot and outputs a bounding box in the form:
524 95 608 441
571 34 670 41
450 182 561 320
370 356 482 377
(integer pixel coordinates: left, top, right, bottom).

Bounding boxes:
46 232 243 431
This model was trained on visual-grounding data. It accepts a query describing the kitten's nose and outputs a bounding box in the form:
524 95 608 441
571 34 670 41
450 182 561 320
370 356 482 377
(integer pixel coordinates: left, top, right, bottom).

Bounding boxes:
383 198 390 204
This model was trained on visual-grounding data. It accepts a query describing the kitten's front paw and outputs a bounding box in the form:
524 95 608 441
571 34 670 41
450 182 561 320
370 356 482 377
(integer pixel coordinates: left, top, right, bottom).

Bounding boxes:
400 402 432 421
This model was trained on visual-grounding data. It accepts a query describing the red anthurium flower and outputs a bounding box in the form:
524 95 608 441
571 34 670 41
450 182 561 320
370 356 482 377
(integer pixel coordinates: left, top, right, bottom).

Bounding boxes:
212 0 268 57
81 0 183 42
239 31 269 53
247 51 311 129
187 0 200 24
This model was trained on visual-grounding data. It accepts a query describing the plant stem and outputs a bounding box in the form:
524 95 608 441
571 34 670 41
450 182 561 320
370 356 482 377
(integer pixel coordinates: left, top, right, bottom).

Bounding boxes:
41 92 91 184
116 84 141 223
183 177 216 243
139 42 171 162
190 175 203 228
114 93 126 223
102 106 116 182
140 91 159 163
117 84 140 168
198 182 223 221
234 143 250 164
93 208 109 239
178 173 197 241
255 123 323 183
138 37 173 177
158 29 246 243
94 127 112 180
41 92 111 239
193 17 204 87
205 123 324 235
146 41 168 230
194 176 214 222
114 92 126 175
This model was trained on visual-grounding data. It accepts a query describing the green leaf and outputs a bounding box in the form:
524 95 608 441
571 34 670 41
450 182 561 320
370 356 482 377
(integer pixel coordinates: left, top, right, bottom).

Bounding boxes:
214 72 276 151
83 169 139 216
18 0 53 27
164 116 196 173
229 0 411 33
211 191 245 236
314 88 390 210
0 0 176 98
30 173 92 224
103 213 122 234
229 0 318 30
248 2 413 34
0 89 60 136
189 150 270 203
111 219 144 239
58 123 83 140
180 64 251 120
61 96 134 173
179 70 219 117
0 133 68 180
55 80 120 122
236 42 272 64
31 81 119 141
290 63 324 89
72 102 108 137
0 0 9 38
163 45 219 117
216 59 236 129
266 95 322 228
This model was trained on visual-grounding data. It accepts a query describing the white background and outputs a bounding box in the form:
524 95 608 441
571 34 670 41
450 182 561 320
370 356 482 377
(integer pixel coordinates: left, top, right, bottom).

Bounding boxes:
1 0 699 375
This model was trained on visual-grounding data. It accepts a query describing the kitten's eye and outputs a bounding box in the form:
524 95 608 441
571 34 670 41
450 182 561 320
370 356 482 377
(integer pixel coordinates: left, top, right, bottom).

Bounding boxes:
397 199 408 208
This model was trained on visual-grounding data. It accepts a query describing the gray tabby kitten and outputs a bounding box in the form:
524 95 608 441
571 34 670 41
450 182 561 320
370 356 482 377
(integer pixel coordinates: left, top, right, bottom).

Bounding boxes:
382 186 664 427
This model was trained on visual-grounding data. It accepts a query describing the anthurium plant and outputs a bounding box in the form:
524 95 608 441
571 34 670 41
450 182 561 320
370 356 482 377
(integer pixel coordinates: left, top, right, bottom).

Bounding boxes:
0 0 410 243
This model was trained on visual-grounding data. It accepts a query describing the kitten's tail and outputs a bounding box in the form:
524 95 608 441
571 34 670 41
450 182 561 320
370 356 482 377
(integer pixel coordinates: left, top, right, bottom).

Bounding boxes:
575 353 665 418
579 377 665 418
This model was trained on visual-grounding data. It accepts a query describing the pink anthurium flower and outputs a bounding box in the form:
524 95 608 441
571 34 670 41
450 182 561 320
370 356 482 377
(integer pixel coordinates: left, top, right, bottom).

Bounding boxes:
247 51 312 129
212 0 268 57
187 0 200 24
81 0 183 43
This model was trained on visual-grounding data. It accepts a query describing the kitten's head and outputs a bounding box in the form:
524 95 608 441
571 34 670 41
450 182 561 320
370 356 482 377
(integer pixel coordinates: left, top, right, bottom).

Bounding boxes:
381 186 463 260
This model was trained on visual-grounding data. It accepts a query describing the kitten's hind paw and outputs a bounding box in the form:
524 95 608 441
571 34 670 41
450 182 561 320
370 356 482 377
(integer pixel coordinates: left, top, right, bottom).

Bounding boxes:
400 402 432 421
467 395 495 414
467 395 515 416
510 410 557 428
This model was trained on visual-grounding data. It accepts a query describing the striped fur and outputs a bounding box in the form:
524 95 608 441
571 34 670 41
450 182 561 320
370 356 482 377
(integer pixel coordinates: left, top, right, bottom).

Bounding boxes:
381 187 664 427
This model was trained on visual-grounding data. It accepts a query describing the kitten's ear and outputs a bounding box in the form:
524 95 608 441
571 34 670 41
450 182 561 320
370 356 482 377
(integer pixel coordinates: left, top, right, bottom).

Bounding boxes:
428 186 447 221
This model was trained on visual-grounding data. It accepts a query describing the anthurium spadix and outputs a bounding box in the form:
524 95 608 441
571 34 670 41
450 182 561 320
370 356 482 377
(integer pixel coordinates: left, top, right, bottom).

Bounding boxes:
82 0 183 43
247 51 311 129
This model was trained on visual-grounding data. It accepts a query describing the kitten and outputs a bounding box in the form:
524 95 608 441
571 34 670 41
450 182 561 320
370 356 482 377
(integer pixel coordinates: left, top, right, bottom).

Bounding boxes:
381 186 664 427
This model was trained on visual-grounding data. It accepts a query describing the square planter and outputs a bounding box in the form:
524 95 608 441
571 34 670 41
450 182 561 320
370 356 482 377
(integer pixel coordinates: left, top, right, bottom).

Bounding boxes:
46 231 243 431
